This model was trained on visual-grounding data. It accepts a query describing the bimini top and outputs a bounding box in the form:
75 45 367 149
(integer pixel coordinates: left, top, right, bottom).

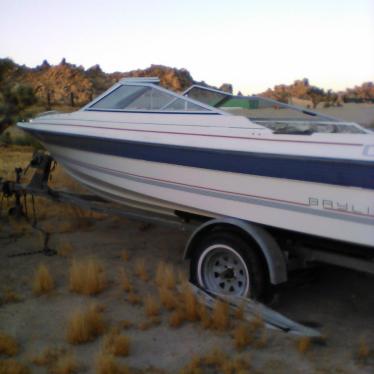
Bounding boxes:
83 77 225 115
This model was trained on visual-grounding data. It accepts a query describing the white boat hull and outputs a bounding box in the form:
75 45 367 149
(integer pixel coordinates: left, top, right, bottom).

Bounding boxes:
46 143 374 247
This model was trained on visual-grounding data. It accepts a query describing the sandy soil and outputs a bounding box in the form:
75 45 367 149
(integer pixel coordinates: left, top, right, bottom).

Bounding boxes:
0 213 373 373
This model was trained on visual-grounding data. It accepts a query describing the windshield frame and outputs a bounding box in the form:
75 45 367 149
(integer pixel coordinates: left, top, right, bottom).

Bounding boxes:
182 84 372 134
83 81 227 115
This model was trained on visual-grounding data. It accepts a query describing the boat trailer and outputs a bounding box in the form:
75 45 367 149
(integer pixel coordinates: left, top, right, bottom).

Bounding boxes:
0 150 324 338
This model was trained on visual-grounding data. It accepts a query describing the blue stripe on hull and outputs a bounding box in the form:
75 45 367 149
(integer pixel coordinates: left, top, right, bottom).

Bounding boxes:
26 129 374 190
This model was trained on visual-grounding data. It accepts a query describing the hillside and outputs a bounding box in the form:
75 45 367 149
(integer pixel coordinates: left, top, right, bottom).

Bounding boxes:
0 58 199 107
0 58 373 135
262 78 374 108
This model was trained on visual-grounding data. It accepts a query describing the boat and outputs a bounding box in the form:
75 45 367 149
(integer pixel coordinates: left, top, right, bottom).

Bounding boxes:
17 77 374 248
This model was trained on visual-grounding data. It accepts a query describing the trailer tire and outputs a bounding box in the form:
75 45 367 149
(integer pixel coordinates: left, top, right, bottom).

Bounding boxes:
190 231 267 300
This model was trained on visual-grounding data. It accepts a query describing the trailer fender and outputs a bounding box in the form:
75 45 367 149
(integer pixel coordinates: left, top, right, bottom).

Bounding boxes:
184 218 287 285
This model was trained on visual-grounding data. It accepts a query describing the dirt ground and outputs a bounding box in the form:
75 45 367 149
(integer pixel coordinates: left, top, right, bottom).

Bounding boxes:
0 209 373 373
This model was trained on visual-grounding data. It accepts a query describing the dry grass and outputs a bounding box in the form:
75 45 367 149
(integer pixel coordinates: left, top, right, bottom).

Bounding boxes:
233 323 253 350
31 347 64 366
169 309 185 328
203 348 226 367
197 302 211 329
9 219 31 236
254 329 268 349
69 257 106 295
211 300 230 331
127 292 142 305
138 317 161 331
0 359 30 374
155 261 166 287
51 353 79 374
163 264 176 289
57 242 74 257
357 336 370 360
118 268 132 292
134 258 149 282
234 302 245 321
120 250 130 262
296 336 311 354
40 222 55 233
182 285 198 322
103 330 130 357
96 352 130 374
177 270 188 285
248 314 264 333
66 305 106 344
221 356 251 374
117 320 133 330
158 287 177 311
144 294 160 317
155 261 176 289
31 347 78 374
32 263 55 295
180 348 252 374
179 355 202 374
1 289 21 304
0 332 19 356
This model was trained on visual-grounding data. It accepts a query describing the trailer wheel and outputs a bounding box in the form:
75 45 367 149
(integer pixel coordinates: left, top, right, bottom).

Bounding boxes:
190 231 267 300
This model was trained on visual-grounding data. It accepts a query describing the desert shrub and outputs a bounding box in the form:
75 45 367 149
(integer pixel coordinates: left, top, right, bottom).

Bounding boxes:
155 261 176 289
158 287 177 311
0 359 30 374
169 309 185 328
117 320 133 330
357 336 370 360
103 330 130 357
0 332 19 356
182 285 198 322
118 268 132 292
32 263 55 295
57 242 74 257
137 317 161 331
127 292 141 305
134 258 149 282
1 289 21 304
180 348 251 374
31 347 63 366
69 257 106 295
66 305 105 344
143 294 160 317
51 353 79 374
233 323 253 350
95 352 130 374
0 131 12 145
296 337 311 354
197 302 211 329
211 300 230 331
120 250 130 262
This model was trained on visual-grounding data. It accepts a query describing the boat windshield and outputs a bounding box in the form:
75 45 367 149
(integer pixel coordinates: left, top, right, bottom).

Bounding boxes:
88 84 214 113
183 85 368 134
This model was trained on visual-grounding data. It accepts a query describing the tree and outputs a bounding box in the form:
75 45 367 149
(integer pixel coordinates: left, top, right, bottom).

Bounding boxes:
0 83 37 134
307 86 325 108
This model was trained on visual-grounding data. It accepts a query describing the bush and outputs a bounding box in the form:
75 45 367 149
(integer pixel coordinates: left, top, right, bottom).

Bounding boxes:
0 131 12 145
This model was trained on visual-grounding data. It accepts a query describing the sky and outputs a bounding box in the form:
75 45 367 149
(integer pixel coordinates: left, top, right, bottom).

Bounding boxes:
1 0 373 94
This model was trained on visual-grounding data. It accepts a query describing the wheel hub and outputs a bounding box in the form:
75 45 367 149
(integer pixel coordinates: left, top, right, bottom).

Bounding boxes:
199 245 250 296
220 267 235 280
